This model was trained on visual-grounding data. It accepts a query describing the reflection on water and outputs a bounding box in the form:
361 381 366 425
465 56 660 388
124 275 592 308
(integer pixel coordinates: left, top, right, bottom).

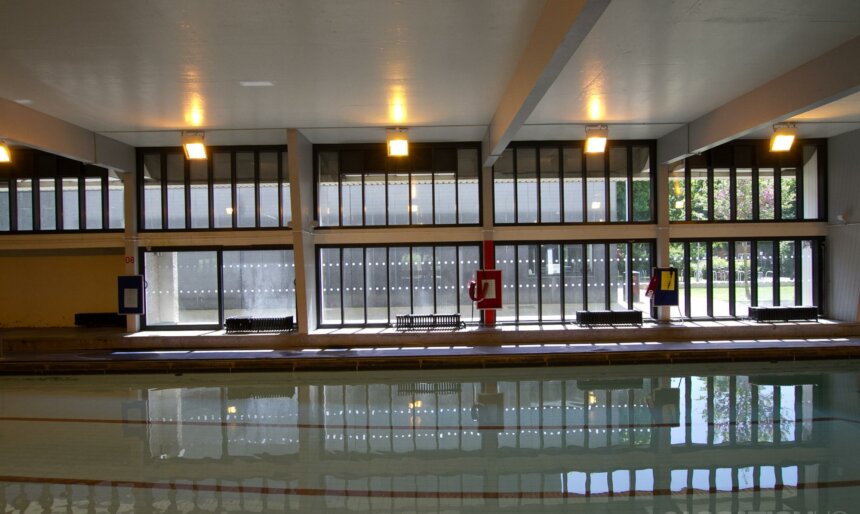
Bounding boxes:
1 360 859 513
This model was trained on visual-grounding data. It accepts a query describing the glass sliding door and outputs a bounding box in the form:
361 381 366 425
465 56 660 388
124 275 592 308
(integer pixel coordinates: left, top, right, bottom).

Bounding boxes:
222 249 295 320
145 250 219 327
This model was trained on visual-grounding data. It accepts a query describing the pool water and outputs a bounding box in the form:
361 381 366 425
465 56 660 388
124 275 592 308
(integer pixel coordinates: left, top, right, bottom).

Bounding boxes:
1 360 859 513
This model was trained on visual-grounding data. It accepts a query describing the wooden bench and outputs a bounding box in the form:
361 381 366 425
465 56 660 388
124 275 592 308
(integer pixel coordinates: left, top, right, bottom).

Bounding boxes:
225 315 295 333
748 306 818 322
576 310 643 327
395 313 464 331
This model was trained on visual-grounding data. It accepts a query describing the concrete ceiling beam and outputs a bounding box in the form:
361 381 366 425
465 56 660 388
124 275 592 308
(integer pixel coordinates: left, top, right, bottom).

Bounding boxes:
658 36 860 164
0 97 134 172
482 0 610 167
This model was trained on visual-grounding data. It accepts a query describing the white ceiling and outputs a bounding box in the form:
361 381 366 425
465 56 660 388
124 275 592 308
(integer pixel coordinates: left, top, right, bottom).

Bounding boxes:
0 0 859 147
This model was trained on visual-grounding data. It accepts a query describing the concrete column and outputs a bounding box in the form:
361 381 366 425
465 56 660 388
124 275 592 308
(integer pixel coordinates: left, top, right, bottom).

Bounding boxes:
122 170 140 332
655 163 671 322
288 129 317 333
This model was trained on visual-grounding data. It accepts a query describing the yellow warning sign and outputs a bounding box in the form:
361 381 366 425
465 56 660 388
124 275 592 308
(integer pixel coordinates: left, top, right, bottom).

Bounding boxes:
661 270 676 291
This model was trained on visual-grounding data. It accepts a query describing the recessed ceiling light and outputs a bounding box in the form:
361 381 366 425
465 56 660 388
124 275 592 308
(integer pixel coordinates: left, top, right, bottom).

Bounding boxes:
239 81 274 87
14 99 33 105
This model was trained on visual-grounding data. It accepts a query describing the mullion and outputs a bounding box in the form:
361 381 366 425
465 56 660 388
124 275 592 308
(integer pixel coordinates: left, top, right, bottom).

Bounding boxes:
581 243 588 313
603 244 610 310
101 172 109 230
751 150 760 221
432 246 438 314
386 247 391 324
728 242 736 317
78 174 86 231
795 239 803 306
560 244 567 323
581 146 587 224
535 148 541 223
626 146 633 221
363 247 368 324
603 146 610 223
55 175 64 231
626 243 633 310
216 250 225 328
683 243 691 318
207 154 215 229
773 239 781 306
454 150 460 224
795 151 805 220
707 153 714 221
750 240 759 307
706 243 713 317
431 152 436 225
230 152 238 228
409 245 414 314
184 156 191 229
32 174 41 231
277 150 284 227
537 245 543 321
558 145 565 223
339 247 345 324
774 165 783 220
160 154 168 230
730 162 738 220
337 152 343 226
361 165 367 226
684 160 692 221
254 151 261 228
513 148 519 223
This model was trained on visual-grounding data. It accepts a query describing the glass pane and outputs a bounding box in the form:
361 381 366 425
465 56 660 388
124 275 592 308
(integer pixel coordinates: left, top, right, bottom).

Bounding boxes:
458 245 480 322
713 242 730 317
631 243 651 314
411 173 433 225
586 153 605 222
734 241 752 317
516 148 538 223
780 166 797 220
16 179 33 230
411 246 434 314
800 240 814 306
62 178 80 230
587 243 606 310
320 248 342 325
495 245 516 322
0 180 9 231
757 241 775 306
669 242 686 317
689 156 708 220
518 245 538 320
539 148 560 223
341 173 363 226
223 249 295 319
389 247 411 318
713 167 731 220
259 152 279 227
108 170 124 229
779 241 796 306
388 173 409 225
563 147 583 223
143 154 162 230
366 247 388 323
434 171 456 224
758 168 775 220
668 162 685 221
493 149 515 223
609 147 627 222
609 242 627 309
631 146 651 221
318 151 339 227
342 248 365 324
236 152 255 227
564 244 584 320
735 146 754 220
39 178 56 230
802 145 818 219
165 154 184 229
689 242 708 317
435 246 458 314
281 151 291 227
213 153 233 228
144 251 218 326
365 173 386 226
85 176 103 229
457 148 479 224
189 159 208 229
540 243 561 321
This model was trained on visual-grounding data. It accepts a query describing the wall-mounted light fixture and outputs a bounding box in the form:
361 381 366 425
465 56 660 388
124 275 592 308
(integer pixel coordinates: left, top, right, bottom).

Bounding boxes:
0 141 11 163
182 131 207 160
770 122 797 152
387 128 409 157
585 124 608 153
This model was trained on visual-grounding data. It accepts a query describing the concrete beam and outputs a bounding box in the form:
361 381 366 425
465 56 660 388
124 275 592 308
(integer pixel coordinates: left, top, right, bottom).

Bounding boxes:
659 36 860 163
0 97 134 171
482 0 610 167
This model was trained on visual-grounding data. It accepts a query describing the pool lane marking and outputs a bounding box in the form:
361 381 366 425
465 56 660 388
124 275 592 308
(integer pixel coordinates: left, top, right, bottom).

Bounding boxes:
1 475 860 498
1 415 859 431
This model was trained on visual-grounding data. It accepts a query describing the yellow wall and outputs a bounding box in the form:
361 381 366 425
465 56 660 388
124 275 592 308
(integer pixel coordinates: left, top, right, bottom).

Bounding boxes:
0 252 124 327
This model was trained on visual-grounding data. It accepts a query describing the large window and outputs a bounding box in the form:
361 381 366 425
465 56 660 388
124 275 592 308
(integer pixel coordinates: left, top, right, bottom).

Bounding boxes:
144 248 295 329
669 238 821 319
138 146 289 231
318 244 481 327
495 241 654 323
0 149 122 233
669 140 825 222
315 144 480 227
493 142 654 225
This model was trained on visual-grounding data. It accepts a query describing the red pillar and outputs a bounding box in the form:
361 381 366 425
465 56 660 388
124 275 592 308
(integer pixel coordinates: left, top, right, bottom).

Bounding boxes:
482 239 495 327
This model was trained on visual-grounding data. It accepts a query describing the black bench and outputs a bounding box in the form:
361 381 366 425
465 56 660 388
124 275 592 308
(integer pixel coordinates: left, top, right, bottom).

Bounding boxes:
225 316 295 333
74 312 126 328
748 306 818 322
576 310 643 327
395 313 464 331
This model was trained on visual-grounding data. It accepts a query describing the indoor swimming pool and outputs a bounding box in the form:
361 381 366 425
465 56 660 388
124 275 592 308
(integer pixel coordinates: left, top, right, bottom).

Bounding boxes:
1 360 859 513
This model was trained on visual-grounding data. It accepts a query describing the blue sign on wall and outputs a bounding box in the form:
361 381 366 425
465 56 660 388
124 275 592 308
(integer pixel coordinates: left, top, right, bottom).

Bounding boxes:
118 275 145 315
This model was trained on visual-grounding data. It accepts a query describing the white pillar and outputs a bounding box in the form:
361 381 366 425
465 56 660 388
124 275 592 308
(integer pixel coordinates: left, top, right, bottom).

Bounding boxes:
288 129 317 334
